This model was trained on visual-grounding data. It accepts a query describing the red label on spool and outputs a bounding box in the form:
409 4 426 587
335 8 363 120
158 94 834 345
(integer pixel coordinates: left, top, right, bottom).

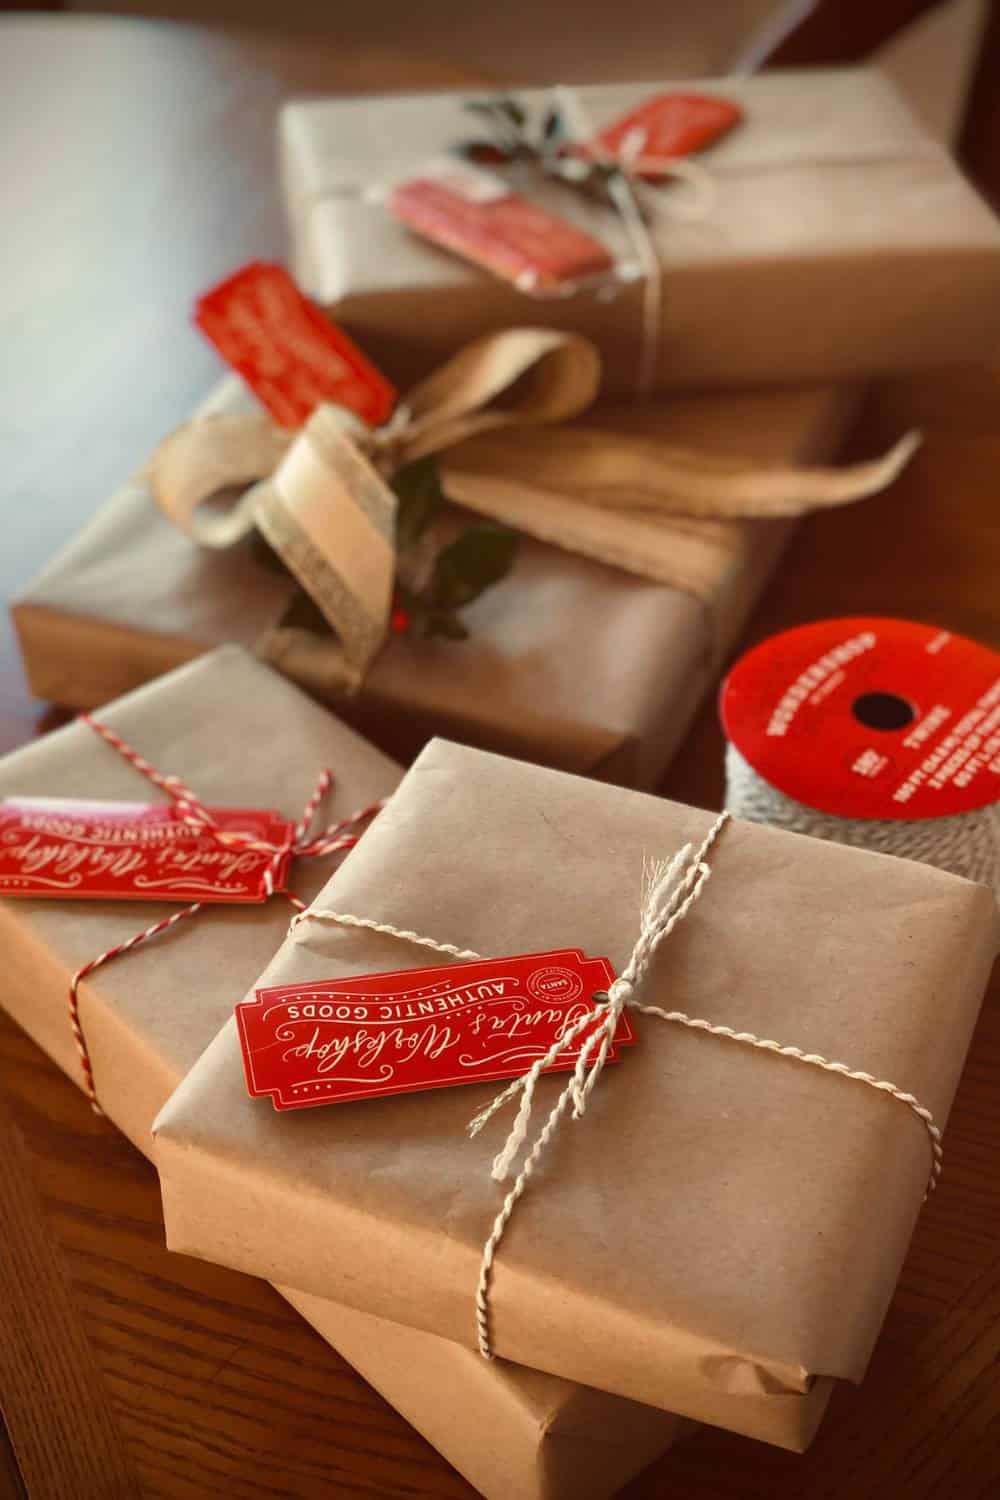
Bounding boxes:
720 618 1000 821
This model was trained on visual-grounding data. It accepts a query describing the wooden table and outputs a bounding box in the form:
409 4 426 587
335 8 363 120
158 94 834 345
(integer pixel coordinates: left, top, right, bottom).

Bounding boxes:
1 14 998 1500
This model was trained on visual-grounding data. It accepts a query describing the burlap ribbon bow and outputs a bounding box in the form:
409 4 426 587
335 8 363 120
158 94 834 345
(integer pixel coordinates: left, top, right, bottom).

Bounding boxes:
149 327 918 691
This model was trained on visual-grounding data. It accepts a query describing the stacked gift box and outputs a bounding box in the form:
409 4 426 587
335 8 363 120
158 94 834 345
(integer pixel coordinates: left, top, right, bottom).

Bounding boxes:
0 649 684 1500
4 62 1000 1500
13 375 860 785
280 70 1000 394
153 731 998 1439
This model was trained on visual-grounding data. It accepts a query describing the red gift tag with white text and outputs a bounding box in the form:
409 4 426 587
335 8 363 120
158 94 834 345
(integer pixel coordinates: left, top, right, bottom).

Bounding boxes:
389 163 615 292
0 798 294 903
195 262 396 428
721 617 1000 821
237 948 634 1111
590 91 742 177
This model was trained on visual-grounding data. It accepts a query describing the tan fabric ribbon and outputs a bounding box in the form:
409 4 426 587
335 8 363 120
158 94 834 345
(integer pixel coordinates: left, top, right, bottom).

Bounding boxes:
148 326 918 689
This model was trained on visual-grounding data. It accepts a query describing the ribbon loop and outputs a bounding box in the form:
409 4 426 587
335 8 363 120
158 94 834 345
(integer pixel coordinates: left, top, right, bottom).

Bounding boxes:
149 411 293 548
387 328 602 463
148 322 920 695
253 403 398 689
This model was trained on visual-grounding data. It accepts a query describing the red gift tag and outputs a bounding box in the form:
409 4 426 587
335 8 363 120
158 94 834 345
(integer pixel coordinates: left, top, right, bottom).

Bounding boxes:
720 617 1000 821
237 948 634 1111
0 798 294 903
389 163 614 291
591 91 742 177
194 262 397 428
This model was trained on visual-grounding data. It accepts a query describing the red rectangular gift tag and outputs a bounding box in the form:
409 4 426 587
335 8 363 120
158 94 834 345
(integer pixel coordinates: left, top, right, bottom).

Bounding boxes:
237 948 634 1111
591 91 742 176
389 163 615 292
0 799 294 904
195 261 397 428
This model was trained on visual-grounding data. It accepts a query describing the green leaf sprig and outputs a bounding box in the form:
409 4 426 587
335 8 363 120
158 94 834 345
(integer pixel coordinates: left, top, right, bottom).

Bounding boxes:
390 456 518 640
454 94 637 217
252 453 517 644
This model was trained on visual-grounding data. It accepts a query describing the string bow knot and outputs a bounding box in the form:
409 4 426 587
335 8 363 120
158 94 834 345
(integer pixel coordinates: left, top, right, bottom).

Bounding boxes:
320 399 417 481
468 818 726 1192
67 714 385 1115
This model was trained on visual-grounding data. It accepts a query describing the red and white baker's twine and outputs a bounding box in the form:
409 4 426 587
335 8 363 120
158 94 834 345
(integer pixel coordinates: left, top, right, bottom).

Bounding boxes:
69 713 385 1114
292 809 944 1361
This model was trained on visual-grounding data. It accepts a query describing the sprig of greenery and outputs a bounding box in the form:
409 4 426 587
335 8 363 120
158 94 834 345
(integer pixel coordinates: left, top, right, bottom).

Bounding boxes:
455 94 635 215
253 452 518 643
390 456 518 638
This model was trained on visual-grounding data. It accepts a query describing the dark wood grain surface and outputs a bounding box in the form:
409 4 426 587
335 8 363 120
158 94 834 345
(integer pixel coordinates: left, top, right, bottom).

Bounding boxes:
0 1083 142 1500
1 13 998 1500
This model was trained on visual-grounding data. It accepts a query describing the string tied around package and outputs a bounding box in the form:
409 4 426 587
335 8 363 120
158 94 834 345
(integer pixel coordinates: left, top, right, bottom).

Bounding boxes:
67 714 386 1114
290 807 944 1361
549 85 716 398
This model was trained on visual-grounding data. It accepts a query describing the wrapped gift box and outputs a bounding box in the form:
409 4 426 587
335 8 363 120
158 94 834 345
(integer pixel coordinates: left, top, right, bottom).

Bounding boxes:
281 68 1000 397
0 649 681 1500
12 378 856 790
153 738 998 1448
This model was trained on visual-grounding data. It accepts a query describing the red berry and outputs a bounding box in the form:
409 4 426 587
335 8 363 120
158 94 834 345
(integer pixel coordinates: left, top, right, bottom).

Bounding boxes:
391 606 411 635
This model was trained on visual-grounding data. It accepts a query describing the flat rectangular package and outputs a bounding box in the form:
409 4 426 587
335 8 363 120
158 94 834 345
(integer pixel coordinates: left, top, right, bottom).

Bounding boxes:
154 738 999 1448
12 378 855 789
0 648 683 1500
280 68 1000 397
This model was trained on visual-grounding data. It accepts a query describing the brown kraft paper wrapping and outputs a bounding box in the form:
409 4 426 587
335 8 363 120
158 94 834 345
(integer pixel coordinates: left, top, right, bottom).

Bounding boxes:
153 739 999 1447
280 68 1000 397
12 378 857 789
0 649 682 1500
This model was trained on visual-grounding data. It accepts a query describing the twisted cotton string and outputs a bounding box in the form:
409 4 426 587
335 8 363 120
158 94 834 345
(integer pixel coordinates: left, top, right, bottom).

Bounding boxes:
69 900 205 1111
725 742 1000 901
554 85 714 398
293 807 943 1361
68 716 385 1114
288 904 482 958
81 715 214 833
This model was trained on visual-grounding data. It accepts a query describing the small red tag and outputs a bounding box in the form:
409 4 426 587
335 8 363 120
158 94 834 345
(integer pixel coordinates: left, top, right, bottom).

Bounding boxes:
720 618 1000 821
389 167 615 291
0 798 294 903
591 91 742 177
237 948 634 1111
194 262 397 428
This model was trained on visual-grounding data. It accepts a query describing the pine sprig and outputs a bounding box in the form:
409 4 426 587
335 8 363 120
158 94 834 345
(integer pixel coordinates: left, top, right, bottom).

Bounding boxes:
455 94 638 216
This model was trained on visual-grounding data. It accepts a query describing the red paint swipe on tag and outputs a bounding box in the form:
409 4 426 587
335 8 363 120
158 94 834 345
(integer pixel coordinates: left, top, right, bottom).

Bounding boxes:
591 91 742 176
195 262 396 428
389 167 614 291
237 948 634 1110
0 798 294 903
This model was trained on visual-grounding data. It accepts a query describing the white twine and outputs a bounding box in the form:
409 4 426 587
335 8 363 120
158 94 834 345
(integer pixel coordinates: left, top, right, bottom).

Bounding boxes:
725 742 1000 901
554 85 715 399
291 807 945 1361
288 905 482 959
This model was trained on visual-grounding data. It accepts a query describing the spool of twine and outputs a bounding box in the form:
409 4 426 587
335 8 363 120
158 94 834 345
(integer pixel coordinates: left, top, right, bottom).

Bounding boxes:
720 618 1000 902
725 740 1000 896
